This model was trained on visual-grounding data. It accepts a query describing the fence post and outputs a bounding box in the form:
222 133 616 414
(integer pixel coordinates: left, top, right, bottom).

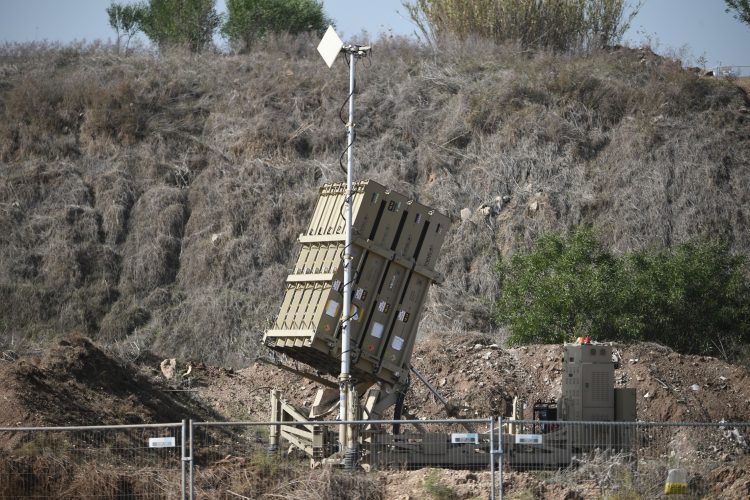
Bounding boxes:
489 417 496 500
498 416 504 500
181 419 187 500
188 419 194 500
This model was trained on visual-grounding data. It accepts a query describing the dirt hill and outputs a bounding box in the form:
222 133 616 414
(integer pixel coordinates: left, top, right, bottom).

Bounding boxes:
198 334 750 425
2 333 747 430
1 40 749 365
0 335 220 430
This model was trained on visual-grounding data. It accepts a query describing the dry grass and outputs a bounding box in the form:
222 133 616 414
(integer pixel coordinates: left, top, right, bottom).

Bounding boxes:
0 455 181 498
0 37 748 364
194 461 383 499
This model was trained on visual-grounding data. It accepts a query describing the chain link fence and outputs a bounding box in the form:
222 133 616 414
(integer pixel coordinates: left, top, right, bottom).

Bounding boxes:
498 419 750 498
190 418 496 499
2 419 748 499
0 422 186 499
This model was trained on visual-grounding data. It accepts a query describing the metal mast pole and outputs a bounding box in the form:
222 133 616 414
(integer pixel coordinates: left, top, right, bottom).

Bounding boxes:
316 25 371 466
339 49 356 455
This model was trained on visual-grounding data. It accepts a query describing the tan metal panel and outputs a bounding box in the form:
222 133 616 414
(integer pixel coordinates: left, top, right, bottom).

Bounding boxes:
377 273 430 384
372 190 409 251
305 181 389 238
614 388 636 421
306 185 330 236
294 244 313 273
392 200 430 258
349 251 389 347
273 283 296 330
416 210 451 270
263 180 451 387
357 258 411 376
326 248 391 363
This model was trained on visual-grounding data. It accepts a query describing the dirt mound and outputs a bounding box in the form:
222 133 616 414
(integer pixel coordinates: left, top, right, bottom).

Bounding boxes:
1 333 749 498
0 335 220 431
381 469 493 499
405 335 750 423
708 462 750 498
615 343 750 422
2 332 747 442
214 333 750 424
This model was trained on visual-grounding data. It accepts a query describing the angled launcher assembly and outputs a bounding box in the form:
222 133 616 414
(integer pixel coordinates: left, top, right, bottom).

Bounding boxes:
263 180 450 413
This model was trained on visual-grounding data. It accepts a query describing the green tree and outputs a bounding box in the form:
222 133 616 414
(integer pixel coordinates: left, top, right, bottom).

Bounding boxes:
106 2 146 53
621 241 750 356
223 0 330 52
139 0 221 52
496 228 624 345
724 0 750 26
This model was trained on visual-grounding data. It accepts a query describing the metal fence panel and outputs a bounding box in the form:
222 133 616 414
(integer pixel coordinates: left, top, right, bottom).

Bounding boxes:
0 423 185 499
497 419 750 498
2 418 747 499
191 419 496 499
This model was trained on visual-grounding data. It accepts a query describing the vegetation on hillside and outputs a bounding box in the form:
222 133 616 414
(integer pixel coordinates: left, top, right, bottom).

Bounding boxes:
497 229 750 359
0 36 748 364
106 2 146 53
106 0 330 53
223 0 330 52
403 0 642 50
138 0 222 52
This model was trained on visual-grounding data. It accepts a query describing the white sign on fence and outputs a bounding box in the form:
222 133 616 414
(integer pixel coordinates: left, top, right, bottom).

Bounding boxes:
451 432 479 444
514 434 543 445
148 437 176 448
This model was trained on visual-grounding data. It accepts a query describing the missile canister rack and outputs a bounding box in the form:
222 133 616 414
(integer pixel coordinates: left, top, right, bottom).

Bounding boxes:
263 180 450 388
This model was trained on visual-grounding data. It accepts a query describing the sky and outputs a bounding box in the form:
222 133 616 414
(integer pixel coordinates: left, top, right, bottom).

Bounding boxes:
0 1 748 72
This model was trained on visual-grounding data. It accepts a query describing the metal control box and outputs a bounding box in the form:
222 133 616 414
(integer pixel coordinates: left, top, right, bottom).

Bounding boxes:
560 344 615 421
263 180 450 386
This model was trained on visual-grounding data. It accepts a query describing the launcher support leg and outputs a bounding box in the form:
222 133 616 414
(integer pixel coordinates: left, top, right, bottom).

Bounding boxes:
269 389 281 451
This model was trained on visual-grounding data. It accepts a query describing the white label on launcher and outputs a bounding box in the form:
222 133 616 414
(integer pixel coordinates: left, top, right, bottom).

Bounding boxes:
392 336 404 351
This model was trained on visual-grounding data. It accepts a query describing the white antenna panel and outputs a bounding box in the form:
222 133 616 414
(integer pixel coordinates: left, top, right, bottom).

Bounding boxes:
317 26 344 68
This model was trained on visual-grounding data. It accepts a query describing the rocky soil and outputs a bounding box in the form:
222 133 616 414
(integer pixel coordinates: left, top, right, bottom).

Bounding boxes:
187 333 750 425
1 333 749 498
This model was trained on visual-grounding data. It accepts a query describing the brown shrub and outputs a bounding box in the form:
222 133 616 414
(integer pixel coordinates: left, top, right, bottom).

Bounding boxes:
98 299 149 341
92 168 137 245
0 455 179 498
119 186 187 297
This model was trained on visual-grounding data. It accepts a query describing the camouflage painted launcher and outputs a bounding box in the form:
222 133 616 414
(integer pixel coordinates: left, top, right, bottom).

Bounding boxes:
263 180 451 387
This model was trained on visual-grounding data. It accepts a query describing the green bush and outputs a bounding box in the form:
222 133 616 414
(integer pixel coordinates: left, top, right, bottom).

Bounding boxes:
496 228 750 358
404 0 642 51
138 0 221 52
496 228 625 344
223 0 330 52
621 240 750 356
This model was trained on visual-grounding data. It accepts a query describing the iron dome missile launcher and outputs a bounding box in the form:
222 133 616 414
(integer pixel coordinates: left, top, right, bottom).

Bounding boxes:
261 180 636 469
